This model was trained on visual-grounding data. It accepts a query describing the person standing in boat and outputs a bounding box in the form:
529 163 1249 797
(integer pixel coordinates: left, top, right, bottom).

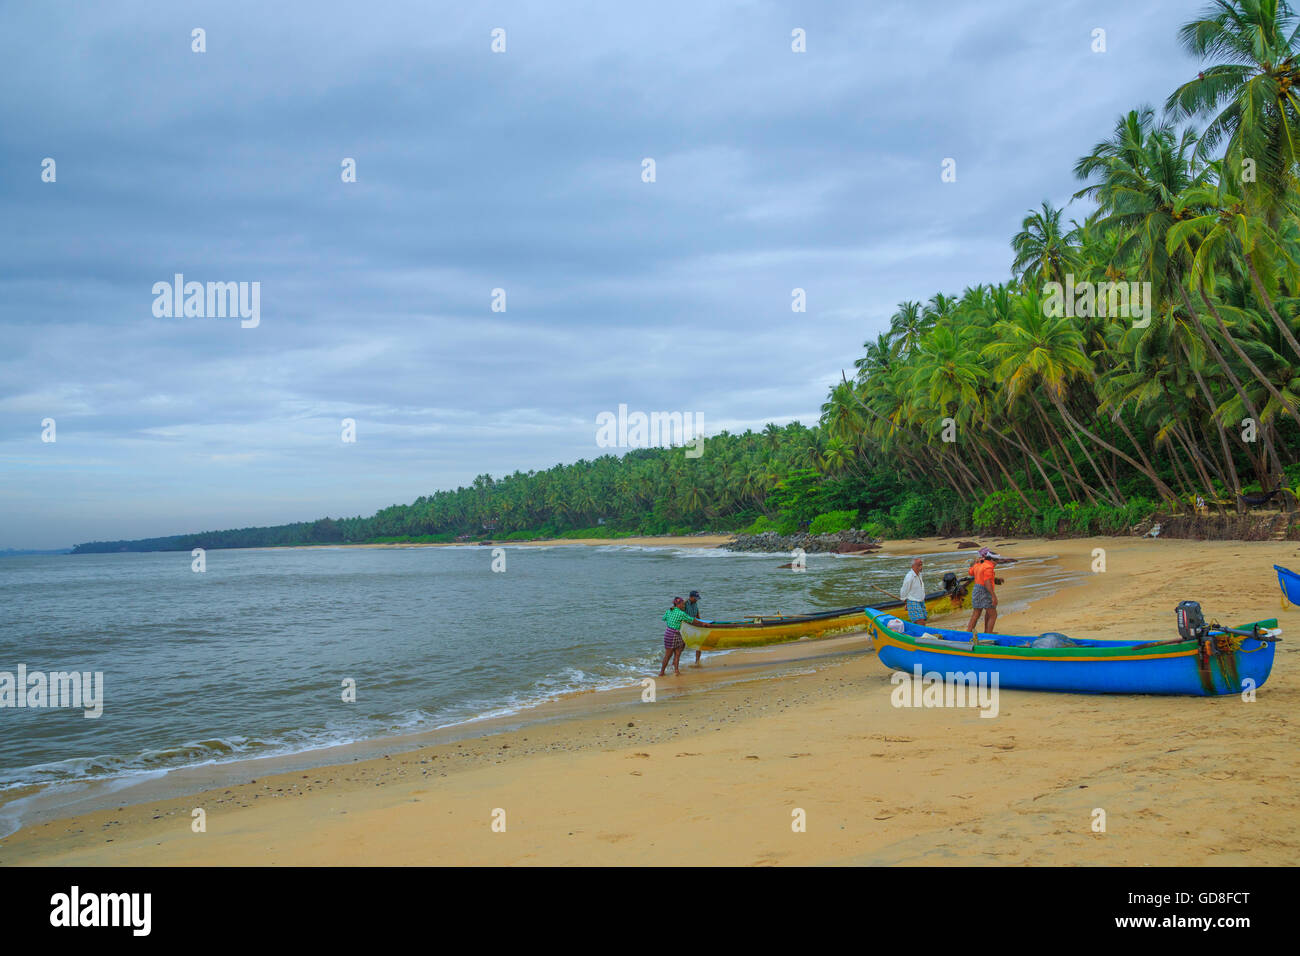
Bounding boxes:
965 547 999 634
899 558 927 624
684 590 704 665
660 596 703 677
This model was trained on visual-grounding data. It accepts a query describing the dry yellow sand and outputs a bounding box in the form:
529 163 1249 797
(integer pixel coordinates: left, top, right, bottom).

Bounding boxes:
3 536 1297 866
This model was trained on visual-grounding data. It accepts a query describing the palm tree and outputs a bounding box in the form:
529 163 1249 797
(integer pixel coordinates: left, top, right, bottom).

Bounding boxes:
887 301 929 355
1170 179 1300 362
1011 201 1081 288
984 295 1179 503
1167 182 1300 426
1166 0 1300 224
853 332 897 382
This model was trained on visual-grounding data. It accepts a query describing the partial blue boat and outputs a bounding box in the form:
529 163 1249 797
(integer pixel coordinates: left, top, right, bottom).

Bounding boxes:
863 608 1278 697
1276 565 1300 606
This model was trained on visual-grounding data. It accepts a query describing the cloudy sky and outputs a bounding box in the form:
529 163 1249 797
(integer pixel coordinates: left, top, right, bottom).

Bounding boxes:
1 0 1206 549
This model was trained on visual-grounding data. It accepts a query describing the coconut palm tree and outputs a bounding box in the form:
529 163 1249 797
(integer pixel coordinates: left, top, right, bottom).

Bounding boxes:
1166 0 1300 224
1011 201 1081 288
887 301 929 355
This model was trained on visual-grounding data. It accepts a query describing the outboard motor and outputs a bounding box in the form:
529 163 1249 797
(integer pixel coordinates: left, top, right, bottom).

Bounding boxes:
942 571 958 594
1177 600 1218 689
1176 601 1207 642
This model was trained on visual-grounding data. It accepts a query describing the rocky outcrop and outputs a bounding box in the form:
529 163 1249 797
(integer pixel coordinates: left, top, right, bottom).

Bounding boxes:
723 529 882 553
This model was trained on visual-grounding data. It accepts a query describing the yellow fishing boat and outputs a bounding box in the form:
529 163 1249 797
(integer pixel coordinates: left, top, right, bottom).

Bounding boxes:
681 574 970 650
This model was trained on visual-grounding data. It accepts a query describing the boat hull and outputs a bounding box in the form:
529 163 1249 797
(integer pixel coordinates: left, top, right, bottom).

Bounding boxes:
863 610 1277 696
681 588 968 650
1276 565 1300 606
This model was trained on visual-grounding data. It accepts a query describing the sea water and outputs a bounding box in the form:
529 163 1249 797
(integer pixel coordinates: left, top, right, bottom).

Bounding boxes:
0 544 1009 792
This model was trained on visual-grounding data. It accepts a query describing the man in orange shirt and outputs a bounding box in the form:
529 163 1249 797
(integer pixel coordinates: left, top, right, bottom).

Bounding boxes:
965 547 999 634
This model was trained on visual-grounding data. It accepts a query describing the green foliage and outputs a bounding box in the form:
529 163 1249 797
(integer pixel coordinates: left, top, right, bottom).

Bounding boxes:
808 510 859 535
775 516 801 536
927 489 973 536
891 494 934 537
863 509 896 538
1026 497 1159 537
973 490 1031 536
766 468 831 525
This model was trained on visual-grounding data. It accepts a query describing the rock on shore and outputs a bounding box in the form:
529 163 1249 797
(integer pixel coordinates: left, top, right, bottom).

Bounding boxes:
723 529 882 554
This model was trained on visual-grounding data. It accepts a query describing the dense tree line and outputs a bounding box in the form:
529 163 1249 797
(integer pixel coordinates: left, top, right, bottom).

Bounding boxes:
821 0 1300 535
71 430 908 552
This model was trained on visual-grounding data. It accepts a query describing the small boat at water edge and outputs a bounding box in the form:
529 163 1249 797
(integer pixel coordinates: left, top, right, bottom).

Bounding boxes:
680 575 970 650
863 601 1280 696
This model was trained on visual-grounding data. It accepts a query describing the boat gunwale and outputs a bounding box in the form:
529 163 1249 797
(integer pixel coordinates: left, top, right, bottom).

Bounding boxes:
864 609 1279 662
695 587 960 630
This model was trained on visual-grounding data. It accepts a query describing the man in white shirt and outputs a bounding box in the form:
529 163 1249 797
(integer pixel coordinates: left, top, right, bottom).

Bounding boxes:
899 557 928 624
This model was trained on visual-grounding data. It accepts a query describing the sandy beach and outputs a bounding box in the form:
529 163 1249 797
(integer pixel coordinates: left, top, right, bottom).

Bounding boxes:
3 535 1298 866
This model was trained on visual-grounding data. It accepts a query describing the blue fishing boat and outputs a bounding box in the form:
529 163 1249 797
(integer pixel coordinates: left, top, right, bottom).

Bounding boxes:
862 602 1279 696
1275 565 1300 607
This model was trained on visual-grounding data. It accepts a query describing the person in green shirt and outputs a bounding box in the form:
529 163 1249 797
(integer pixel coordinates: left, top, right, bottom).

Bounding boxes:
684 590 704 665
660 596 703 677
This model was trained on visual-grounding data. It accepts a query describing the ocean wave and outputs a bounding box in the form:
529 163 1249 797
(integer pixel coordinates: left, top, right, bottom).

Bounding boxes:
0 656 658 796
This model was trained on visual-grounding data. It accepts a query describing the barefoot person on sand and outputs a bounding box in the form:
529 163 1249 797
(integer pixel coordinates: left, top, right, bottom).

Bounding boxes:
684 590 704 665
965 547 999 633
660 596 703 677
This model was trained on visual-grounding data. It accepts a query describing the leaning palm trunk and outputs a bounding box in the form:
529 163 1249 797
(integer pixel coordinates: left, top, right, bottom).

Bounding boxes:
1159 436 1190 494
1175 284 1288 478
1110 411 1163 499
1162 433 1201 501
1198 288 1300 429
932 455 971 498
1028 397 1105 505
944 454 982 499
1244 257 1300 364
1170 422 1223 512
1050 395 1179 504
966 447 998 497
972 432 1037 512
1178 339 1243 507
1188 420 1232 495
1007 425 1064 506
997 423 1103 506
1061 405 1128 507
1168 433 1213 504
